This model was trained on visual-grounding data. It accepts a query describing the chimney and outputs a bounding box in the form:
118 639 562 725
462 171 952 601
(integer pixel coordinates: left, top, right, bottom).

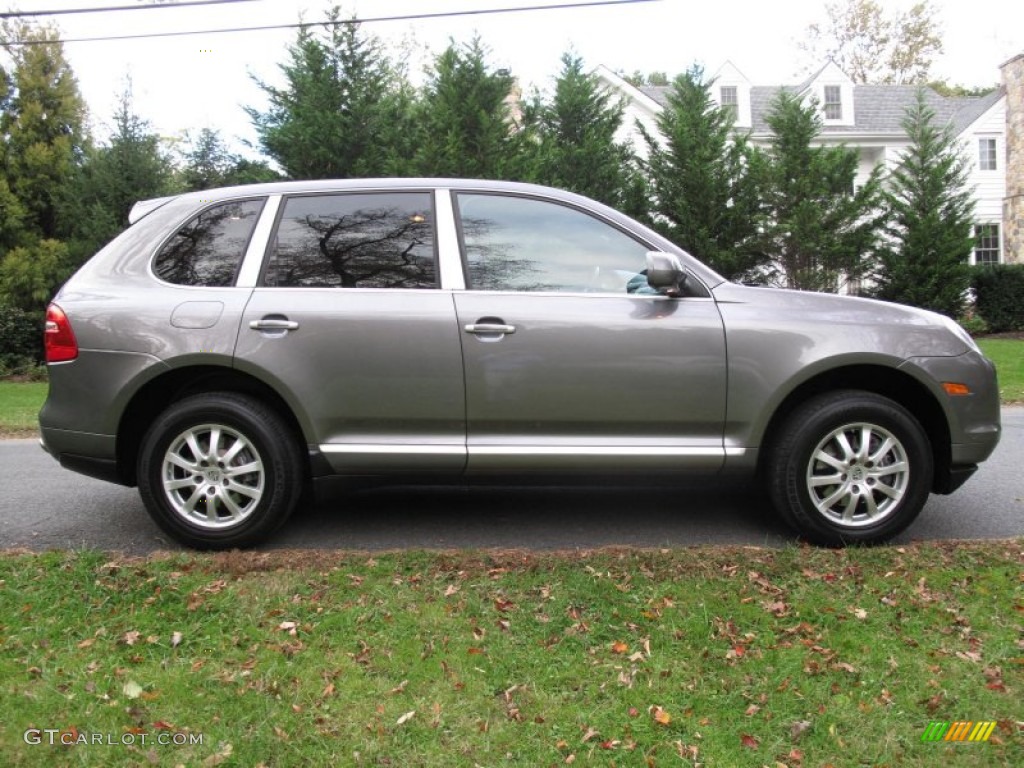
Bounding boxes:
1002 53 1024 264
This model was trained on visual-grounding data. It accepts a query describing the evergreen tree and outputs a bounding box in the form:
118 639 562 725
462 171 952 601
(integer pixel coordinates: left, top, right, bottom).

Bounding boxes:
638 67 764 280
61 84 175 260
0 22 87 241
874 90 974 316
0 239 71 312
413 38 522 179
247 13 411 179
756 91 885 292
180 128 237 190
179 128 280 191
529 52 642 212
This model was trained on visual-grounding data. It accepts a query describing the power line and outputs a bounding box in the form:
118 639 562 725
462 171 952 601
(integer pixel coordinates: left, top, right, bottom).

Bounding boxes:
1 0 660 46
1 0 260 19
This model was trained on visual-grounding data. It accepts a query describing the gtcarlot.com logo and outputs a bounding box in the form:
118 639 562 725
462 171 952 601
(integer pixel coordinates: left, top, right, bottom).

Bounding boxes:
24 728 203 747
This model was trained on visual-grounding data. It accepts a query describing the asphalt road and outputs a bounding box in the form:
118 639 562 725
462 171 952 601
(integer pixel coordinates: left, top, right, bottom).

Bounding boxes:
2 408 1021 554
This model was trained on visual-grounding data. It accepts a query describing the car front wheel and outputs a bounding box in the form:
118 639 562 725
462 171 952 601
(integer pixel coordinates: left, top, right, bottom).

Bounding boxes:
138 393 303 549
768 390 933 545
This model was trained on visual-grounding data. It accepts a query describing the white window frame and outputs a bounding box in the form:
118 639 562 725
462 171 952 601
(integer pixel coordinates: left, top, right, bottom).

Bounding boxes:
973 223 1001 265
720 86 738 120
823 85 843 121
978 137 998 171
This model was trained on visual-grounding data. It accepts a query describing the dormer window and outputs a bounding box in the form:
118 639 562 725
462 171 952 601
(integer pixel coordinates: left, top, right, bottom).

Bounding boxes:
720 86 738 120
824 86 843 120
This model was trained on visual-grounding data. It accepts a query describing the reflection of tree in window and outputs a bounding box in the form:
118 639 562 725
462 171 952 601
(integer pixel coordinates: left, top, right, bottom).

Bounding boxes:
459 214 550 292
154 200 263 286
457 194 648 293
268 194 436 289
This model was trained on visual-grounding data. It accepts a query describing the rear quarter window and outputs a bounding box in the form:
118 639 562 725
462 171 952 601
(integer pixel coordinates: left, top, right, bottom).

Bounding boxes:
153 199 264 286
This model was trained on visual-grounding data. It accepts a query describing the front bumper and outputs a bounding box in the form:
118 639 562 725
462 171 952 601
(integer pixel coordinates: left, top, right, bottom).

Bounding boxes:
900 350 1001 493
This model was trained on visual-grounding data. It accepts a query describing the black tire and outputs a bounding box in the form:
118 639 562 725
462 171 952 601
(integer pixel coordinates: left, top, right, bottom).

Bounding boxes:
767 390 933 546
137 392 303 549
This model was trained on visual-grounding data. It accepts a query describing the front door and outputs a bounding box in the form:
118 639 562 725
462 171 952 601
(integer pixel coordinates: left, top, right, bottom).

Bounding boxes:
451 192 728 474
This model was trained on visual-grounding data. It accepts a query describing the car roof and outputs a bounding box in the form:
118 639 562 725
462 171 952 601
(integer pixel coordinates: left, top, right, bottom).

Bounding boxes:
131 178 603 225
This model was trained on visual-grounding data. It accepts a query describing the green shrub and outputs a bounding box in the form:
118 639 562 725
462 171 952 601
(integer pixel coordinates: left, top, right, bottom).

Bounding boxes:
0 305 43 367
972 264 1024 332
0 355 48 381
957 313 990 337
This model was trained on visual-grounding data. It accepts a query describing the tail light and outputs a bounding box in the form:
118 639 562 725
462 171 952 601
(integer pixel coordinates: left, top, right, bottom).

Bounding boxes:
45 303 78 363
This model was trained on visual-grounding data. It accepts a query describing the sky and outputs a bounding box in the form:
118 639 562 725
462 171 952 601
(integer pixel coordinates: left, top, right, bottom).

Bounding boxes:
4 0 1023 158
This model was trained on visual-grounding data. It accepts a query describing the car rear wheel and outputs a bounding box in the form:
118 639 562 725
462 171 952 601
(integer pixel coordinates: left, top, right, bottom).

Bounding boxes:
138 393 302 549
768 390 933 545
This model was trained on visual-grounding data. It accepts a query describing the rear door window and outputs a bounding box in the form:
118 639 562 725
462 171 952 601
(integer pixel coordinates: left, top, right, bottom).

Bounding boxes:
153 199 264 286
264 193 437 289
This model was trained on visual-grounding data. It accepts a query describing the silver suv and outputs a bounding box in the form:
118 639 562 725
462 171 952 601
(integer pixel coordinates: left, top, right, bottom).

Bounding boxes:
39 179 1001 549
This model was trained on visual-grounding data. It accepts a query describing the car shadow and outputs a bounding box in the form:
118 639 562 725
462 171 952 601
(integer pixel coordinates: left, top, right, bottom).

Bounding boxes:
269 483 797 551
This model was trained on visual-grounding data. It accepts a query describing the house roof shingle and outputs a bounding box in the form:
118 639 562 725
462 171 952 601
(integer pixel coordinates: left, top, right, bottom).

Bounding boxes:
638 82 1003 136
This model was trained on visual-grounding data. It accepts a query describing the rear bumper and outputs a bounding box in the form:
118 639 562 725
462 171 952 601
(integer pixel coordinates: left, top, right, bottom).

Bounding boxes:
39 428 131 486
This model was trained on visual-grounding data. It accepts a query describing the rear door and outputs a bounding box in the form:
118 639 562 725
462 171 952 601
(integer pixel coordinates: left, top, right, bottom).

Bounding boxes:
451 191 728 473
233 190 466 473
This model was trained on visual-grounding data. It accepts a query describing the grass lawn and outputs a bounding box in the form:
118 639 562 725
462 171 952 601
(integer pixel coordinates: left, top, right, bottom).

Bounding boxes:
0 381 47 437
977 339 1024 404
0 545 1020 766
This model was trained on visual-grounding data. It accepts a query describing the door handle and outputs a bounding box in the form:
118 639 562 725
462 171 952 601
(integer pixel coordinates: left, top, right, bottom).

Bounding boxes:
464 323 516 335
249 318 299 331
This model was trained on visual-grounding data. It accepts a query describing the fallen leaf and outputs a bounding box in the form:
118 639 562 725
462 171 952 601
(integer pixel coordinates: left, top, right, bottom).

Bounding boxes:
790 720 811 741
444 585 460 597
171 631 183 648
77 638 94 649
651 706 672 726
391 680 409 695
396 711 415 726
202 742 233 767
581 726 600 742
611 641 629 654
740 733 759 749
122 630 141 646
122 680 143 699
745 704 760 716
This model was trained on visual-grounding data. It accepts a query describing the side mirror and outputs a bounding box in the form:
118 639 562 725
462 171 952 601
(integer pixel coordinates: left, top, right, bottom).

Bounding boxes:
645 251 687 297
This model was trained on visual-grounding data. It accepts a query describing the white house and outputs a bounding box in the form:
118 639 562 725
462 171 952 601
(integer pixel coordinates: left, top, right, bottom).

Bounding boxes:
597 56 1023 266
